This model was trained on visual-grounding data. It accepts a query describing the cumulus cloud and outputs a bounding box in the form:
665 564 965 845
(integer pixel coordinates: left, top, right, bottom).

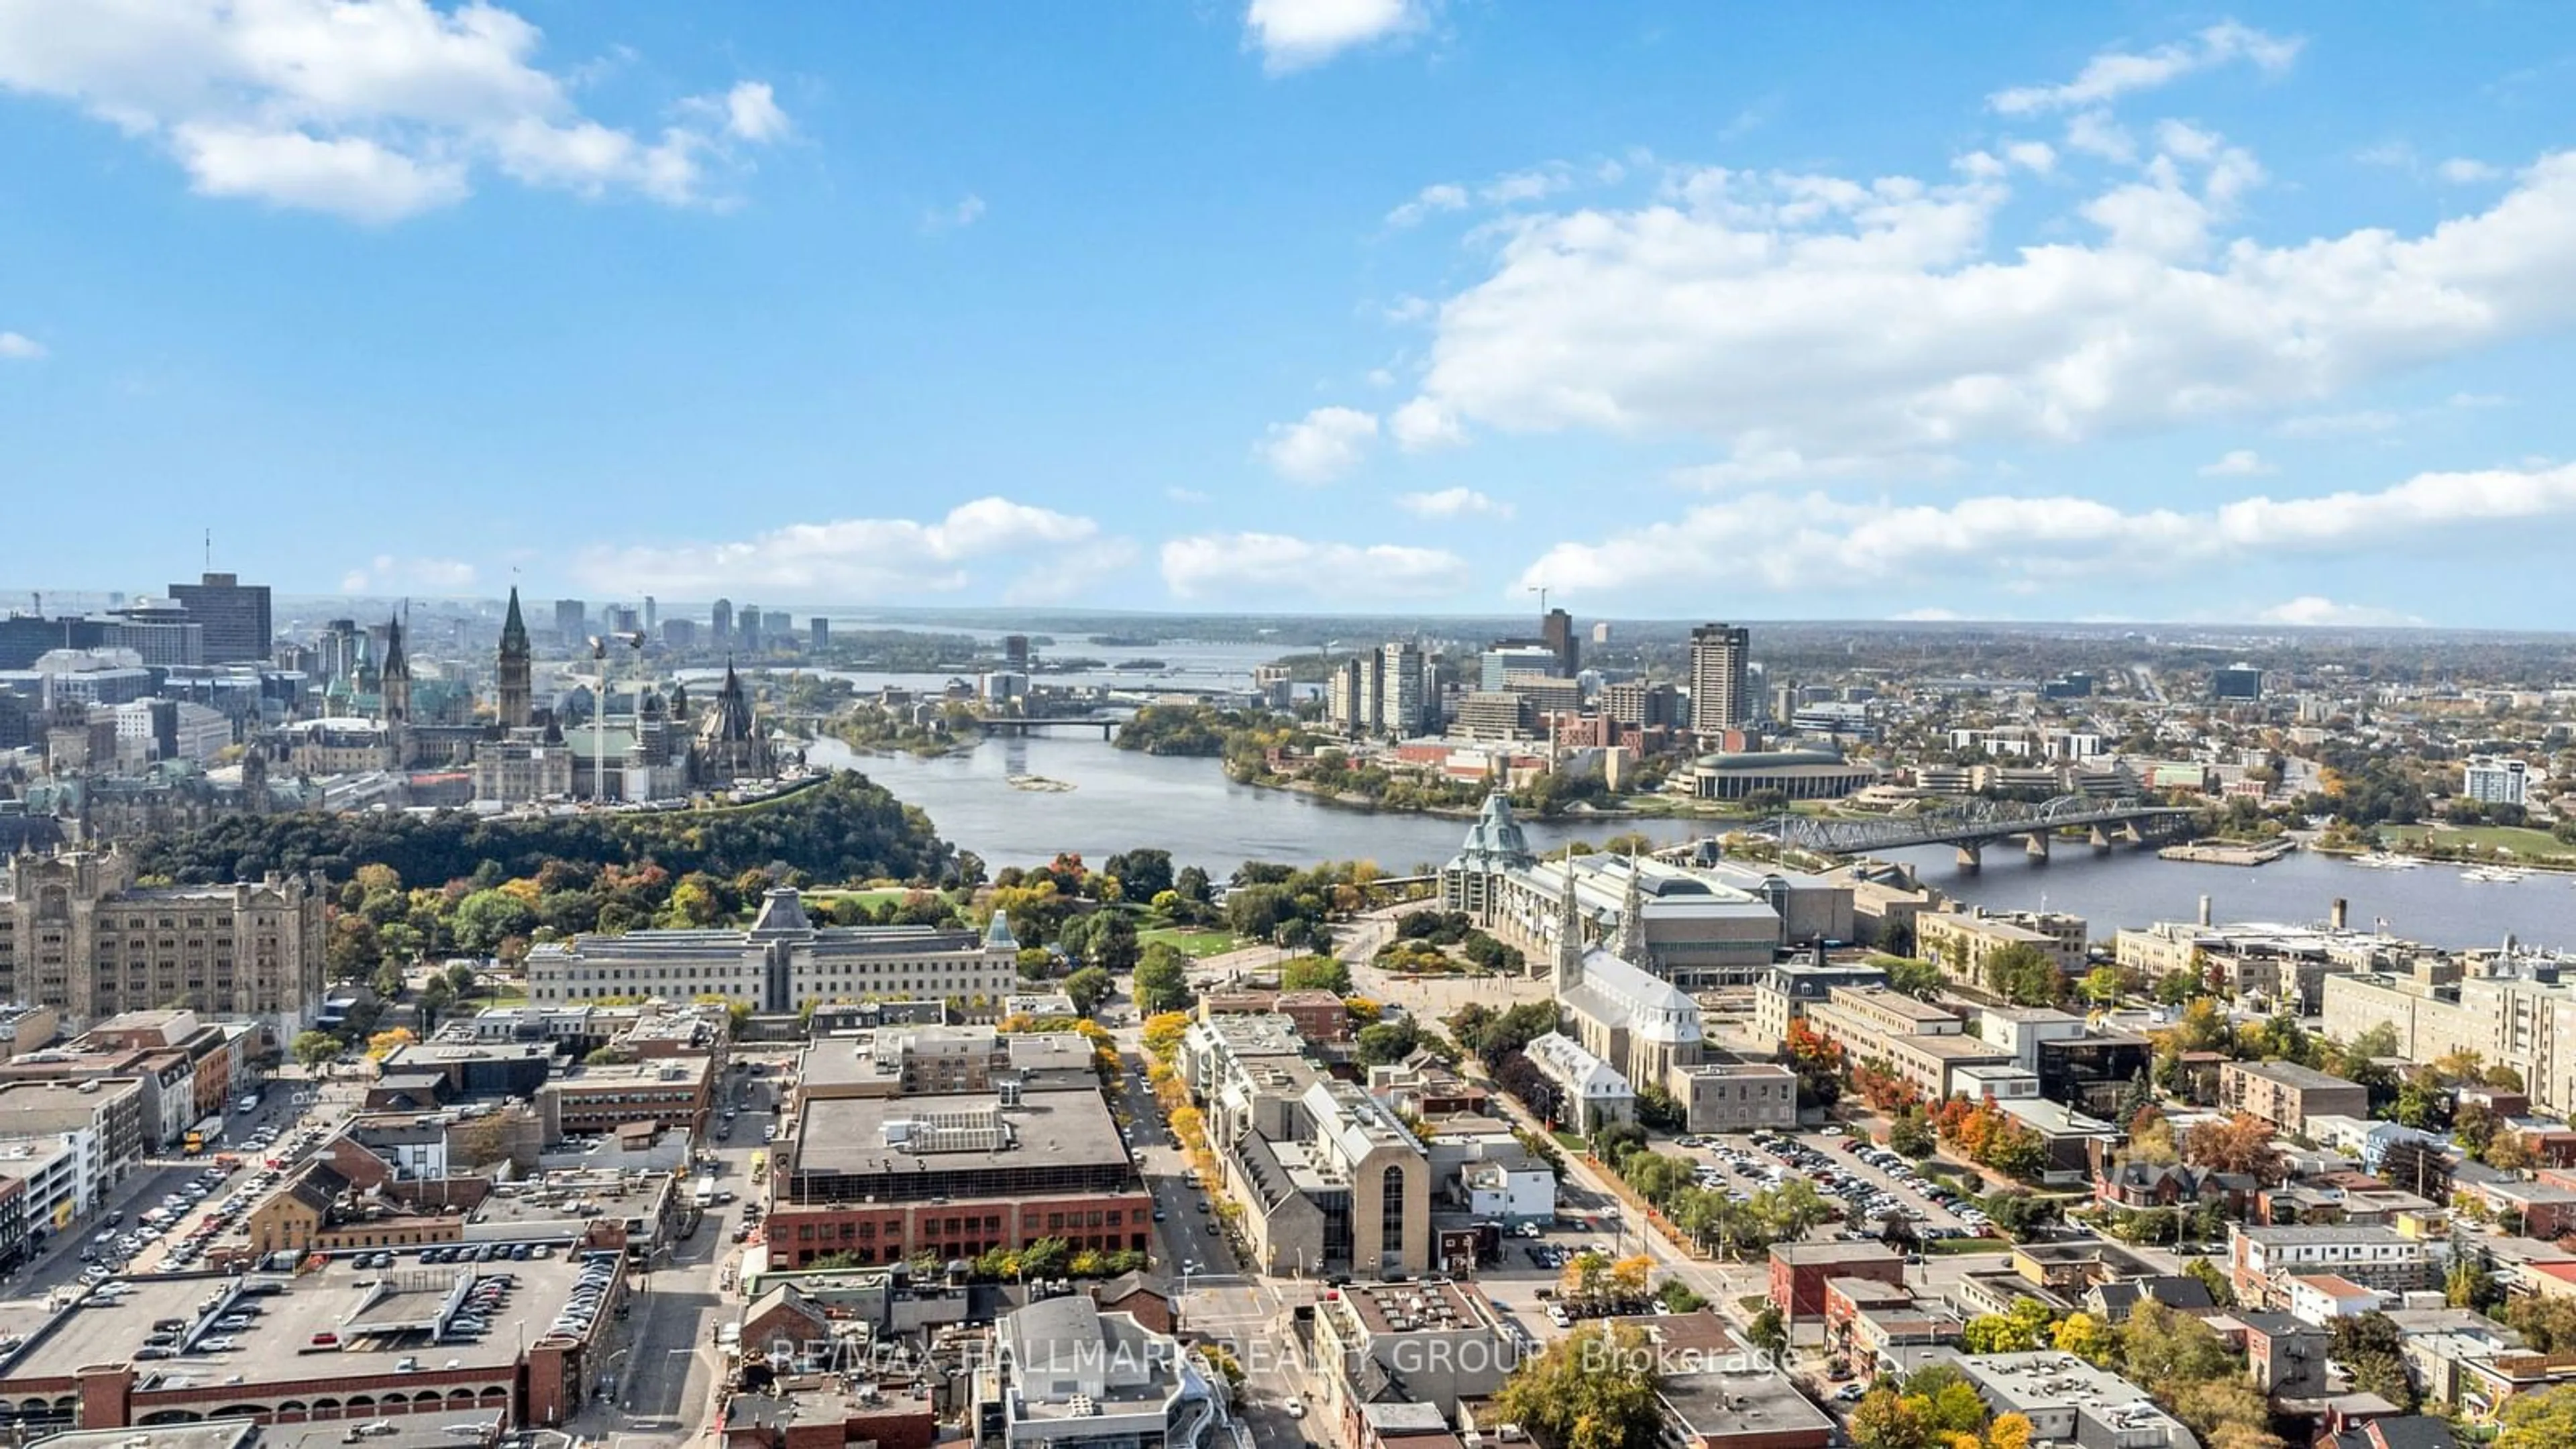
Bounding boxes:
1385 182 1467 228
574 498 1115 598
2258 596 2424 627
0 331 46 360
1514 458 2576 602
1368 136 2576 476
1988 21 2302 115
341 555 479 594
2438 157 2502 184
1258 406 1379 482
0 0 789 221
720 81 790 143
1393 486 1513 519
2199 449 2274 476
1244 0 1424 73
1161 531 1467 600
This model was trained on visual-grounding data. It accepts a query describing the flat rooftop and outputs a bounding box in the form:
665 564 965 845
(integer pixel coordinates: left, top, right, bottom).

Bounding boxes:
1823 987 1960 1026
3 1251 616 1385
2227 1060 2364 1090
795 1089 1129 1179
1339 1278 1493 1336
1658 1366 1835 1442
1957 1352 2182 1428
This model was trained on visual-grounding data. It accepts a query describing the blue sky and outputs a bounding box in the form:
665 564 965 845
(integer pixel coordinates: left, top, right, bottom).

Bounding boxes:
3 2 2575 625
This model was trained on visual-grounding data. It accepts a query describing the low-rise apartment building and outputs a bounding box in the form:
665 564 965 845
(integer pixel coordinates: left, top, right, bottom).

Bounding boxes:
2231 1223 2440 1307
2219 1060 2370 1133
1917 908 2086 983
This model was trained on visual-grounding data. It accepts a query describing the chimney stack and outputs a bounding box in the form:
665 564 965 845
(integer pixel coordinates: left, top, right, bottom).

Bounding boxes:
2330 898 2349 932
2197 894 2212 928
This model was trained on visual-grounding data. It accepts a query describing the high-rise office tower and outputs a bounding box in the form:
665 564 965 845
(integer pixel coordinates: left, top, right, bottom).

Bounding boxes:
1688 623 1751 738
1004 635 1031 671
739 606 763 653
610 604 641 636
167 572 272 663
643 596 657 637
1542 608 1579 677
809 617 830 651
1379 642 1431 737
497 587 533 729
710 598 733 645
555 599 587 646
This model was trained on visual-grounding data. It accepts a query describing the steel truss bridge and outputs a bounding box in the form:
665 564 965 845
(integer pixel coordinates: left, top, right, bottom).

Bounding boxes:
1761 794 2199 867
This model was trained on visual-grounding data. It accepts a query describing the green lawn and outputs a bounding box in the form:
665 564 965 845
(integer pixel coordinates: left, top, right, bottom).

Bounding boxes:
1925 1236 2012 1255
1139 925 1240 959
805 887 918 907
2379 823 2576 861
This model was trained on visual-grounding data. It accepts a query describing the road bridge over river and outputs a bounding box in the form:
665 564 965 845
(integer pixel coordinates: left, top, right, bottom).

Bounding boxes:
1762 795 2199 869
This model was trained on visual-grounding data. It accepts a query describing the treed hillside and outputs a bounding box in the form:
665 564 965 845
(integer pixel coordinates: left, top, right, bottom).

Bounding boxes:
135 772 953 888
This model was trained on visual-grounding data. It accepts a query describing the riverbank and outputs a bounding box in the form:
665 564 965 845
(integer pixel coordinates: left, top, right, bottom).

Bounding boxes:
1238 769 1771 826
2157 837 2297 866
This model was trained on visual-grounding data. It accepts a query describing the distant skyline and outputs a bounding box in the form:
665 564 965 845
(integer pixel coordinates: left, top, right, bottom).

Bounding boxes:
4 3 2575 625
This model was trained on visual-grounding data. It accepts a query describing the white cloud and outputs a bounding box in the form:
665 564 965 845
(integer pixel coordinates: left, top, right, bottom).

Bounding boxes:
1370 141 2576 473
1483 164 1574 205
1385 182 1466 228
1393 486 1513 520
2198 448 2273 476
1244 0 1424 74
1258 406 1379 482
2275 410 2402 439
1670 447 1957 490
2438 157 2502 184
1165 486 1211 505
1002 538 1140 606
574 498 1109 598
2063 110 2137 163
1387 396 1464 451
720 81 789 143
341 555 479 594
0 331 46 360
922 193 986 233
2258 596 2424 627
1988 21 2302 115
2003 141 2057 174
0 0 787 221
1890 607 1962 621
1515 458 2576 602
1161 531 1468 600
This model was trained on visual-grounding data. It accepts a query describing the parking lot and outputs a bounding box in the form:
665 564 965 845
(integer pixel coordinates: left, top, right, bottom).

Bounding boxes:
1662 1128 1990 1242
83 1113 339 1284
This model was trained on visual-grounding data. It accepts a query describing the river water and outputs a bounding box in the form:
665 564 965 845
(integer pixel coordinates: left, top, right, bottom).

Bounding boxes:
807 735 2572 950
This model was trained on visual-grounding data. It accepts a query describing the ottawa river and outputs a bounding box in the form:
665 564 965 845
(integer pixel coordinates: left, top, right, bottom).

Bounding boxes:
804 735 2575 953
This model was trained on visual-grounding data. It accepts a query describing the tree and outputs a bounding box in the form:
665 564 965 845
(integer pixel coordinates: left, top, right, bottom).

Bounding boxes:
1064 967 1112 1016
1882 957 1947 998
292 1030 341 1071
1103 849 1175 904
1356 1018 1424 1066
2052 1311 2108 1362
2330 1313 2414 1411
366 1027 417 1060
1961 1299 2057 1353
1133 943 1193 1014
2182 1113 2286 1182
1849 1389 1929 1449
1279 955 1353 994
2079 965 2125 1007
1746 1303 1788 1364
1888 1106 1937 1159
1982 943 2063 1007
2499 1383 2576 1449
2181 1256 2235 1308
452 888 538 954
1495 1324 1665 1449
443 960 478 996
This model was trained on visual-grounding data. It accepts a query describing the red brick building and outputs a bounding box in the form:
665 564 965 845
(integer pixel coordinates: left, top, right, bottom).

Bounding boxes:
767 1088 1146 1270
1768 1242 1904 1321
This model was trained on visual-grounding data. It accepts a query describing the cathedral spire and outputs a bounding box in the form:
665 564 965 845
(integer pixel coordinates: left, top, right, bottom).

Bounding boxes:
1554 849 1586 989
1613 848 1650 966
